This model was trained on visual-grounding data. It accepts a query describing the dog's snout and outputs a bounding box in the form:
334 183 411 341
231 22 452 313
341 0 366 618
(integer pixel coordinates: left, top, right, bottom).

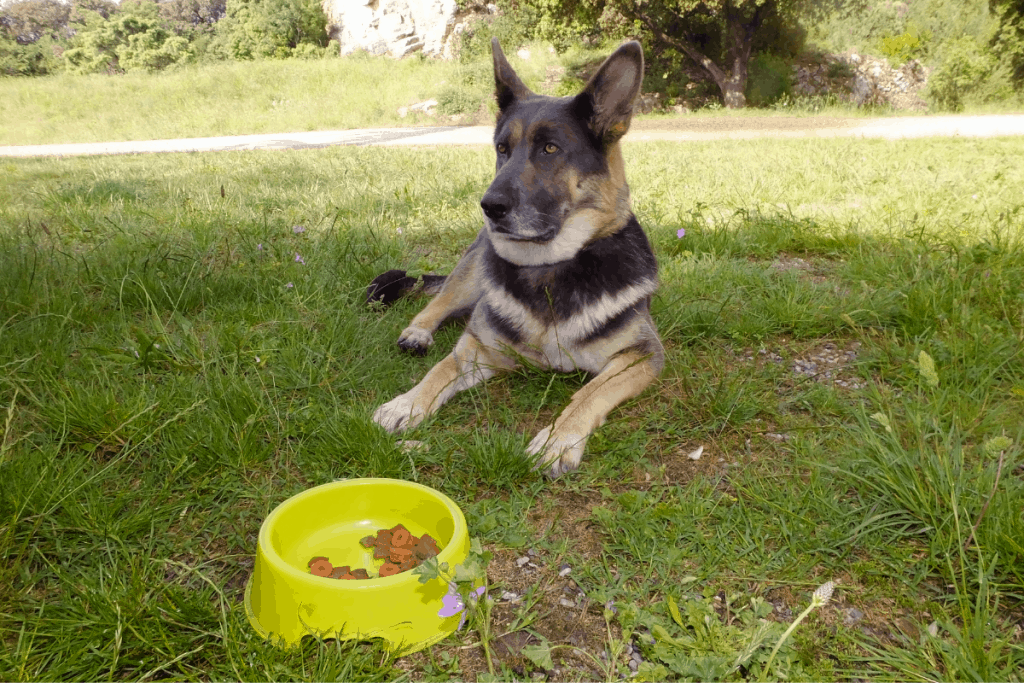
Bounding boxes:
481 190 513 223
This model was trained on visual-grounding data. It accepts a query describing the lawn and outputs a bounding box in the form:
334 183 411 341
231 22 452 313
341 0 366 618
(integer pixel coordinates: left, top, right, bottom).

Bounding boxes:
1 136 1023 681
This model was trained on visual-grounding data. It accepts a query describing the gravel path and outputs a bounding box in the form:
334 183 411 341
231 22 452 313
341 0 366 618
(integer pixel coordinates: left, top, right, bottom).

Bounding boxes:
2 114 1022 158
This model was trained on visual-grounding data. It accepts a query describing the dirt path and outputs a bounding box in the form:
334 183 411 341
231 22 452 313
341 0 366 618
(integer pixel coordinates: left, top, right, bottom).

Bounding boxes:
2 114 1023 158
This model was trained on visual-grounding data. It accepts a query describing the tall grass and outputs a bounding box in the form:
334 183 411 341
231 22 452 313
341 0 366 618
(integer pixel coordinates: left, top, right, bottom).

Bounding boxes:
0 47 560 146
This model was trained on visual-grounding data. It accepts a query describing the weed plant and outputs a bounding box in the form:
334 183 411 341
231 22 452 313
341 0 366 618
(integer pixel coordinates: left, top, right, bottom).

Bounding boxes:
1 136 1024 680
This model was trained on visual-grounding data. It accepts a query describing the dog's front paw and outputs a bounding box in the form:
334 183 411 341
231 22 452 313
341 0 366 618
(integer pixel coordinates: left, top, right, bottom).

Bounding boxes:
372 393 425 433
527 426 588 478
397 326 434 356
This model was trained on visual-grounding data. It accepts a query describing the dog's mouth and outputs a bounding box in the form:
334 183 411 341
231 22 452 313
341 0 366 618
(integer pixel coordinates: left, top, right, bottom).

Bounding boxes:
490 223 557 243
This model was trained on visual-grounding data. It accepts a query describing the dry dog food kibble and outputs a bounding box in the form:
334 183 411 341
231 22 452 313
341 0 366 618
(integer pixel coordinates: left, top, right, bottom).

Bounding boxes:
307 525 441 580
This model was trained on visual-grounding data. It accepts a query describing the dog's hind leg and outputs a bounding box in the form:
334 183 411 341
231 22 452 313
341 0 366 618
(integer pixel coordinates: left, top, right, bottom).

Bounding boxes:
397 232 487 355
373 331 515 433
527 350 660 477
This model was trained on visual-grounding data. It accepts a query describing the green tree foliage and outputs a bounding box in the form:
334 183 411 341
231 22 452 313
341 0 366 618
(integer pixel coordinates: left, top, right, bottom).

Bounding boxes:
63 0 191 74
526 0 807 108
213 0 328 60
991 0 1024 83
1 0 71 42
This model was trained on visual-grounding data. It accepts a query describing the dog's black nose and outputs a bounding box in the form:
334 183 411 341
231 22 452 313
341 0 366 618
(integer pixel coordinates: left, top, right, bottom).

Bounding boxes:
480 191 511 222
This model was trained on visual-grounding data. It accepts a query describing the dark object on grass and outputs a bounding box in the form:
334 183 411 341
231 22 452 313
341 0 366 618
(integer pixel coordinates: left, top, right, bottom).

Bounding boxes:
366 270 447 306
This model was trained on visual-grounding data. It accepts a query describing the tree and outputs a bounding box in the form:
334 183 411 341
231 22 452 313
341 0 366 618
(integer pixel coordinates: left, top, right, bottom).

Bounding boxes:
63 0 190 73
991 0 1024 84
1 0 71 43
529 0 806 108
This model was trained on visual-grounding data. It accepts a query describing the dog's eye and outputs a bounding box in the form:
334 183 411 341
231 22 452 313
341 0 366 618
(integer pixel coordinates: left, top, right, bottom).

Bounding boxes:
543 143 559 155
496 143 508 155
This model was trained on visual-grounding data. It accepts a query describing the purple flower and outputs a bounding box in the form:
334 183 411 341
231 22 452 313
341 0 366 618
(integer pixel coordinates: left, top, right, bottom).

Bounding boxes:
257 243 263 251
438 582 486 630
285 282 294 288
294 253 305 265
293 225 305 234
677 228 686 239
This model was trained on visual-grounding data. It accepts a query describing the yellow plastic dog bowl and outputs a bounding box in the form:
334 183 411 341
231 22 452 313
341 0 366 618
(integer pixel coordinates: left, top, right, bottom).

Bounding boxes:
244 478 471 654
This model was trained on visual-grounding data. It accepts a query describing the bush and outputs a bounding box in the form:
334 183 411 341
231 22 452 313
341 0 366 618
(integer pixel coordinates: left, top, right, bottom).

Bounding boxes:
745 52 792 106
879 21 932 63
63 0 191 74
0 32 64 75
454 2 538 62
213 0 328 60
926 36 1013 111
437 84 481 115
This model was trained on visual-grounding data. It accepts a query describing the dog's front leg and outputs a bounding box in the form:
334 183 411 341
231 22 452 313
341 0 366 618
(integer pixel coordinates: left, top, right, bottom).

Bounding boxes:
527 351 659 477
373 332 514 433
399 233 486 355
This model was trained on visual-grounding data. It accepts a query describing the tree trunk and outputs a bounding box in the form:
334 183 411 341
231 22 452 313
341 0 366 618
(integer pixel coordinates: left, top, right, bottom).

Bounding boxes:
627 0 773 109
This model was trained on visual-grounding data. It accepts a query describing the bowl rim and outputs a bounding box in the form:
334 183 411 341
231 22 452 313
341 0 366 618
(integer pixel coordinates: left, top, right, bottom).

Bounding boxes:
258 477 468 588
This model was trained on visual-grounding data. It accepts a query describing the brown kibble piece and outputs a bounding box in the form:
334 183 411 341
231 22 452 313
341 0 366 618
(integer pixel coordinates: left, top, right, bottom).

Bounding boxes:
399 558 416 572
329 565 351 579
309 558 334 577
373 544 390 560
390 547 412 563
379 562 400 577
413 538 437 560
351 568 370 580
359 535 376 548
308 556 330 568
376 529 393 544
392 529 411 547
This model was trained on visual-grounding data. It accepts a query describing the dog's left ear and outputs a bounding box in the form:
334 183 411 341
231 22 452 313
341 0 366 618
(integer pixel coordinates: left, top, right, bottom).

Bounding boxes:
573 41 644 146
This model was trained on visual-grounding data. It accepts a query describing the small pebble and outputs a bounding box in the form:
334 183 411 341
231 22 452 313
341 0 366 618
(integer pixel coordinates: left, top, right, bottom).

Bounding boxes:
516 556 530 568
558 564 572 577
558 597 575 608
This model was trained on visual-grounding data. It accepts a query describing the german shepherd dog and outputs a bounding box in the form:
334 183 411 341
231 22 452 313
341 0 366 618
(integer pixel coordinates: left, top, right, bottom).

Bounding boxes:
367 38 663 477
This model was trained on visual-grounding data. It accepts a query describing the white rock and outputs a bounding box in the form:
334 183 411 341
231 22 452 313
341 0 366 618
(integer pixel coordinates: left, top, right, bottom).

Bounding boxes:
324 0 458 58
687 445 704 461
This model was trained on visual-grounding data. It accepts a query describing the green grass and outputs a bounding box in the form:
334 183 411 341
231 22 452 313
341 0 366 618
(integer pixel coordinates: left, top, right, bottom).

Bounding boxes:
0 46 569 147
2 136 1024 680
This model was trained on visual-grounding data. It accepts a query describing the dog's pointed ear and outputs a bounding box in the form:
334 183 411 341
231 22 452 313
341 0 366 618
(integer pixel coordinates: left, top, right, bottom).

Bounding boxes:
573 41 644 146
492 37 533 111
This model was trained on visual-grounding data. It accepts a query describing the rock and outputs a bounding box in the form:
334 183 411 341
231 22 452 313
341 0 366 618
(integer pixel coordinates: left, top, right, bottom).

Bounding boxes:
324 0 458 58
844 607 865 626
409 99 438 114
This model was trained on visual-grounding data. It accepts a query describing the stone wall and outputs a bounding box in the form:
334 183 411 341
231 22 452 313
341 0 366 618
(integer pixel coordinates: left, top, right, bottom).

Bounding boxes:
792 53 930 110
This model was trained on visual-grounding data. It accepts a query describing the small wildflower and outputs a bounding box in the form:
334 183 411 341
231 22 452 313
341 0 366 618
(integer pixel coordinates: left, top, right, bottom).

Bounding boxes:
396 227 403 235
676 227 686 238
294 253 305 265
293 225 305 234
285 282 294 288
438 582 486 630
255 356 261 364
257 243 263 251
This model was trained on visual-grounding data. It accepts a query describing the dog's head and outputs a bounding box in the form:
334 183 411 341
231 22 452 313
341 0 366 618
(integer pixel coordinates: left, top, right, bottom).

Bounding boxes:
482 39 644 267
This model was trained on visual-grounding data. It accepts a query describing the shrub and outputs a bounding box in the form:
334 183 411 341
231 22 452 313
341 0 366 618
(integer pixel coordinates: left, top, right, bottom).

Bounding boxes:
926 36 1013 111
746 52 792 107
437 84 481 115
454 2 538 62
63 0 191 74
213 0 328 60
879 21 932 63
